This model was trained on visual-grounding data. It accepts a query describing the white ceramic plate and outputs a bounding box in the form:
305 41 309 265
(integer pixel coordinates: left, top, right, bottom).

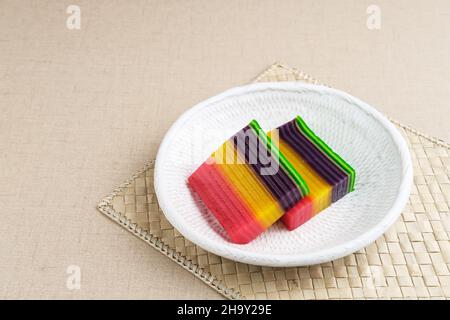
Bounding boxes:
154 82 413 267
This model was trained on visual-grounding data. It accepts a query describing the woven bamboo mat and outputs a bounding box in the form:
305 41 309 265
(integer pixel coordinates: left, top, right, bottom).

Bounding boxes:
97 63 450 300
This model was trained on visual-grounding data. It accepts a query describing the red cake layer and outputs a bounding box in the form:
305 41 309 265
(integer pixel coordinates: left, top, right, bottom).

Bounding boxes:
188 162 265 244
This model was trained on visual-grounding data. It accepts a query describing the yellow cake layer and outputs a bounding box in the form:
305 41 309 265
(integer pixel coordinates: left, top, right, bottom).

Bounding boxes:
212 140 284 227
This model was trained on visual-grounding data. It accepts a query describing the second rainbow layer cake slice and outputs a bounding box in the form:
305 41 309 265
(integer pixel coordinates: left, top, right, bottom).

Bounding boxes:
270 116 356 231
188 120 310 244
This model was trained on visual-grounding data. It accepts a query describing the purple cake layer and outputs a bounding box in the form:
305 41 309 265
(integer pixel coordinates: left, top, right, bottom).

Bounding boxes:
232 125 302 210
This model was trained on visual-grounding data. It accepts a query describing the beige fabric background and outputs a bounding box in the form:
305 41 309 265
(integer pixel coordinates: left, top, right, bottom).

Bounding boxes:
0 0 449 299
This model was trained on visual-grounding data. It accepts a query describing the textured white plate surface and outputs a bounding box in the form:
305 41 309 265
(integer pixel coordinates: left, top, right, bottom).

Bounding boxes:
154 82 413 267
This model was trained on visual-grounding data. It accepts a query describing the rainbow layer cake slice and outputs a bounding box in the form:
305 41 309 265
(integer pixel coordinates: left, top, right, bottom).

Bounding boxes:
270 116 356 231
188 120 310 244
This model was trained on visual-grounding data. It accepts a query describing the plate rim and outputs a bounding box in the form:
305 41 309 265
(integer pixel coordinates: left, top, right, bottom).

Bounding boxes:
154 81 413 267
